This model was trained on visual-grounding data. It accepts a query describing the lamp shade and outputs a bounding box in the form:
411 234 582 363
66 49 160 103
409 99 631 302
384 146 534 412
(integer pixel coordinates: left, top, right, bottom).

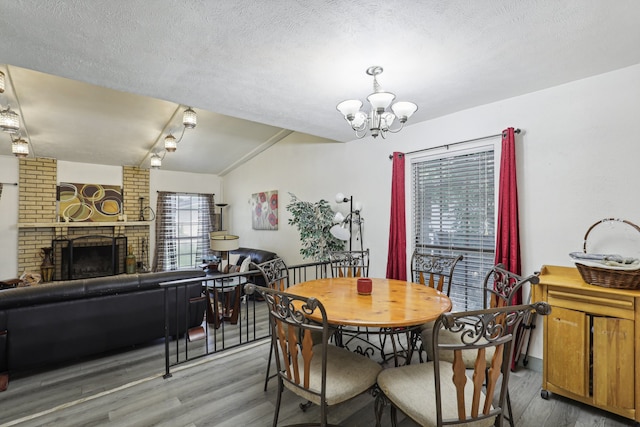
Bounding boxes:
391 101 418 122
150 153 162 169
12 138 29 157
164 134 177 152
182 107 197 129
330 224 350 241
336 100 362 119
210 234 240 252
367 91 395 112
0 106 19 133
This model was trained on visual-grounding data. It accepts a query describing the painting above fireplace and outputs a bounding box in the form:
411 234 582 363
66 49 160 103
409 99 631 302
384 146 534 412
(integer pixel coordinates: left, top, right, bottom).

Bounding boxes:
58 182 123 222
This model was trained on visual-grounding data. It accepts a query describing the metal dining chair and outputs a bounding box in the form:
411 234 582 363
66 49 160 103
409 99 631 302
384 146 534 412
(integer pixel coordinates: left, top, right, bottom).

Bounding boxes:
421 264 540 427
328 249 370 278
250 257 290 391
376 301 551 427
245 283 382 427
411 251 463 362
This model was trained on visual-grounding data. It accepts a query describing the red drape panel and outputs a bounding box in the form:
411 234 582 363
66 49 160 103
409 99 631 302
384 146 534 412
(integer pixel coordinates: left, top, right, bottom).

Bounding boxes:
386 152 407 280
495 128 524 371
495 127 521 295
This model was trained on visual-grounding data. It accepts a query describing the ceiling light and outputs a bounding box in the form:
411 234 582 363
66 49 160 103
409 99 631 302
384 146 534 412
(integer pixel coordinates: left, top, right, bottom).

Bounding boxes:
0 71 4 93
337 66 417 139
182 107 197 129
160 107 197 154
11 137 29 158
164 134 177 152
150 153 162 169
0 106 20 133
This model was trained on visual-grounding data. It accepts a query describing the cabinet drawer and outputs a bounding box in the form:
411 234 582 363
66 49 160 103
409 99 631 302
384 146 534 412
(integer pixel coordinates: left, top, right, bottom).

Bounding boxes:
547 288 635 319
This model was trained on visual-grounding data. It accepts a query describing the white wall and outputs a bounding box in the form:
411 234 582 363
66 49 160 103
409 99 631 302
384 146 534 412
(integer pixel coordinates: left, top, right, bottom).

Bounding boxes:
223 63 640 361
0 156 19 278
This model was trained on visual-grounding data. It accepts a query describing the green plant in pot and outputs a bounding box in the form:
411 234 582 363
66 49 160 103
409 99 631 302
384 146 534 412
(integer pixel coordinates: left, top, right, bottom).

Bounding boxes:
287 193 344 261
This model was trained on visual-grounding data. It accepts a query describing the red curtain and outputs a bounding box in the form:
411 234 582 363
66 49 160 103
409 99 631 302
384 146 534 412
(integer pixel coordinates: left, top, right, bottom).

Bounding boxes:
386 152 407 280
495 127 521 296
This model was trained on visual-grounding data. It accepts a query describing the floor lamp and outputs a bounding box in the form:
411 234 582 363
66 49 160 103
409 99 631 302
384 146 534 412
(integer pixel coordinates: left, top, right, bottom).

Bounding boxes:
330 193 364 252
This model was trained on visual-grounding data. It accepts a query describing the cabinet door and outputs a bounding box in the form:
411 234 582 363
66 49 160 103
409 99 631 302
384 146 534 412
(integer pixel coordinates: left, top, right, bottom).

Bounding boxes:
592 316 635 411
547 306 589 397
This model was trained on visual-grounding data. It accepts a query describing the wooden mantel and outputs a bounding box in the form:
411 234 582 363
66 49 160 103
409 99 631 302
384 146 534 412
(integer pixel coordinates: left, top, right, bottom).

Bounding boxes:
18 221 151 228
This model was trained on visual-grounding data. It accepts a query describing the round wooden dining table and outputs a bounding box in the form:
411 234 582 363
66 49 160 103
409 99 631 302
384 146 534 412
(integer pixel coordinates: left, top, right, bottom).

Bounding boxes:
286 277 452 328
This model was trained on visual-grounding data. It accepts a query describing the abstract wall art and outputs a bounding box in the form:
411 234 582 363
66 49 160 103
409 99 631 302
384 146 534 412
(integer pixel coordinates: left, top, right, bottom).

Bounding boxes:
251 190 278 230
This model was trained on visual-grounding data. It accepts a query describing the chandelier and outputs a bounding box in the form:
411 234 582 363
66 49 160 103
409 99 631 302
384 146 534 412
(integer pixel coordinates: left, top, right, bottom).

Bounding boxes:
336 66 418 139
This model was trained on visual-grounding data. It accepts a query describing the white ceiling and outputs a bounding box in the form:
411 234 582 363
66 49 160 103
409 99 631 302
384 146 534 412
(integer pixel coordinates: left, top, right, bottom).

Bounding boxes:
1 1 640 174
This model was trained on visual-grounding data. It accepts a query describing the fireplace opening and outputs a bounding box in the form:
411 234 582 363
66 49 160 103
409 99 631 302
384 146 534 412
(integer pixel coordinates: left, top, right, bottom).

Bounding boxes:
53 235 127 281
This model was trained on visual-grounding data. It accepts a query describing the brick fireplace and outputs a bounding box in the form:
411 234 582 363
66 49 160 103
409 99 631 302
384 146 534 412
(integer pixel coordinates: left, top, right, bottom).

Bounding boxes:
17 158 151 280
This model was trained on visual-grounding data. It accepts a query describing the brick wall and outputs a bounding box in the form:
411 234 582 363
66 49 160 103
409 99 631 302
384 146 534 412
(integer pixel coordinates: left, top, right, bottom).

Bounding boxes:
17 159 151 278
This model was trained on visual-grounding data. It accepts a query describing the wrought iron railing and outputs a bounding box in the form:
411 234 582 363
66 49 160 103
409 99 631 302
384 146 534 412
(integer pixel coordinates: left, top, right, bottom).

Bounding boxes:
160 260 330 377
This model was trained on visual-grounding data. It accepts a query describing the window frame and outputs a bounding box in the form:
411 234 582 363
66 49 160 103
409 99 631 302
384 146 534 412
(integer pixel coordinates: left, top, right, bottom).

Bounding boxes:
407 140 501 311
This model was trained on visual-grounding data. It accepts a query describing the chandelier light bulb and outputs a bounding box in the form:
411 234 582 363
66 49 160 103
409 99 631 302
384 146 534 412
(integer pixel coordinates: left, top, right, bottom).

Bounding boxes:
0 71 5 93
335 192 349 203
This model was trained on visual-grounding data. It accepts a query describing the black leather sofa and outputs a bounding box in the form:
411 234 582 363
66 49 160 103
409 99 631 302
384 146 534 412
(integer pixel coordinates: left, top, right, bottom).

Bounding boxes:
0 269 206 391
208 247 278 285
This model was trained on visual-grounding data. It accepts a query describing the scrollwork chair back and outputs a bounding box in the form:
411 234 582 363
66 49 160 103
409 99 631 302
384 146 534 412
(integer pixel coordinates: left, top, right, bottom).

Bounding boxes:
328 249 370 278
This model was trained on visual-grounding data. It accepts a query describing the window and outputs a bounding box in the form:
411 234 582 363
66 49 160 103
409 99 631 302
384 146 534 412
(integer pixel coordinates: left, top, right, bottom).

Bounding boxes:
155 192 215 271
412 146 495 311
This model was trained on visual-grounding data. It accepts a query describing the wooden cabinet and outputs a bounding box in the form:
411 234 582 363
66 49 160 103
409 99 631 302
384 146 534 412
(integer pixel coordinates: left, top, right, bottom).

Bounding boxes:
534 265 639 423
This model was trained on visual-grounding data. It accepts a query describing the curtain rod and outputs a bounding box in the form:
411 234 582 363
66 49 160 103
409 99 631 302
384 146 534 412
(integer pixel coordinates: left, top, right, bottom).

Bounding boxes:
156 191 215 196
0 182 18 186
389 128 521 159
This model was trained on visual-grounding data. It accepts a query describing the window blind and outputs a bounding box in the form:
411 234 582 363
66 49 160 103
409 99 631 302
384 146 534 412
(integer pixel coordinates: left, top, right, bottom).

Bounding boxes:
412 148 495 311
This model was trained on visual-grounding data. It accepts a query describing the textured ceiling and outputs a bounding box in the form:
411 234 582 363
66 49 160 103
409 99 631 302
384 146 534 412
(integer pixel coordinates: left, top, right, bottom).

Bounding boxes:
1 1 640 173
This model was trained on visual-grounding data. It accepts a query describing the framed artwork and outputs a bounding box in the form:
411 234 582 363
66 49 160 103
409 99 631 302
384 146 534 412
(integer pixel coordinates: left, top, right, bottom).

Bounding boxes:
251 190 278 230
58 182 123 222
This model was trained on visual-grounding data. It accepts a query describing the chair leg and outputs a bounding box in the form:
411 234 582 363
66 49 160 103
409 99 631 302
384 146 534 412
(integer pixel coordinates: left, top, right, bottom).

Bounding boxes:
374 391 386 427
390 405 399 427
264 344 273 391
273 379 283 427
505 390 515 427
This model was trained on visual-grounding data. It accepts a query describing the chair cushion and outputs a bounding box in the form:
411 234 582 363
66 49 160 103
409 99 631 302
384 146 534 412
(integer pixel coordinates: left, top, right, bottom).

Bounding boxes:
283 344 382 406
377 361 495 427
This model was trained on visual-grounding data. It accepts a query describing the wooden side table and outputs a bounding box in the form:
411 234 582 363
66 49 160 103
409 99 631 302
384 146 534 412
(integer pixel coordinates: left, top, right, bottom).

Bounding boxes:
205 278 242 329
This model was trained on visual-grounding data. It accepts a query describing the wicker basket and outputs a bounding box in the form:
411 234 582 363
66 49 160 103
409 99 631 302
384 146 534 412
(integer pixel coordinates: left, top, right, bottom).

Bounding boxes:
574 218 640 289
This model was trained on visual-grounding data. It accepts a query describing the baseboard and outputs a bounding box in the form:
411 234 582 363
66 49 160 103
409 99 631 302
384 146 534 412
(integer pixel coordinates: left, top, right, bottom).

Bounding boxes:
515 355 542 373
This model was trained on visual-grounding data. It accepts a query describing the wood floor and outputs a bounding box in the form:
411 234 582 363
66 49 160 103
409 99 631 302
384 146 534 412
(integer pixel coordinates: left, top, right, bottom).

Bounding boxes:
0 324 635 426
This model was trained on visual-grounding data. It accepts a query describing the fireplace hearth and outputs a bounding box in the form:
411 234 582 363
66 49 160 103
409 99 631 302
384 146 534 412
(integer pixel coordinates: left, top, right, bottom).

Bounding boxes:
52 235 127 281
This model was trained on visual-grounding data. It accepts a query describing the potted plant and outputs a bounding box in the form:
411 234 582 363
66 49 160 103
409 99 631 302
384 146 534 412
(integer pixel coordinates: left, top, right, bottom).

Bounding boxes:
286 193 344 261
